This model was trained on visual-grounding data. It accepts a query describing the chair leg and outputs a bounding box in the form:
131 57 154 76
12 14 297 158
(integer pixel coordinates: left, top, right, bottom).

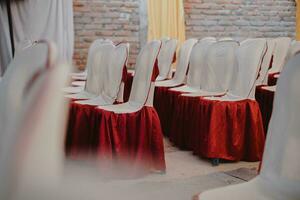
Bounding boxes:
211 158 220 166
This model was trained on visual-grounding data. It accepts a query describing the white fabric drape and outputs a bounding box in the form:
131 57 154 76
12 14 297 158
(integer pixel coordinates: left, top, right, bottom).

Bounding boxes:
0 4 12 76
10 0 74 62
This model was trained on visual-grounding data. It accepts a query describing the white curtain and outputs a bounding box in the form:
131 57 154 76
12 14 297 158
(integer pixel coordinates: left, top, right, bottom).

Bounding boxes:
0 0 74 75
0 4 12 76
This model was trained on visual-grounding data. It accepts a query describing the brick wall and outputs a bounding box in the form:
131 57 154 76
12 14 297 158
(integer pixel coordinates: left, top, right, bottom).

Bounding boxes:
73 0 297 69
184 0 296 40
73 0 140 69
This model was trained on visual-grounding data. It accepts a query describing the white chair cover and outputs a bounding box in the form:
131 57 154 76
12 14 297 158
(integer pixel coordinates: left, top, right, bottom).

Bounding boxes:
155 38 198 87
0 41 57 199
156 38 177 81
0 4 12 76
268 37 291 74
76 43 129 106
287 40 300 61
226 38 267 99
170 38 216 93
198 54 300 200
258 39 276 86
98 40 161 113
182 40 239 97
65 43 115 99
64 39 113 93
70 39 113 80
219 37 234 41
261 85 276 92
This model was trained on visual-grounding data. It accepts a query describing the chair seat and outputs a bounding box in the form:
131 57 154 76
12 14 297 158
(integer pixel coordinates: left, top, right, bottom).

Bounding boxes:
71 81 86 87
169 85 200 93
75 94 114 106
155 79 181 87
155 75 167 81
204 93 248 102
69 71 87 77
181 90 226 97
274 74 280 78
62 86 84 94
65 90 97 100
98 102 143 114
261 85 276 92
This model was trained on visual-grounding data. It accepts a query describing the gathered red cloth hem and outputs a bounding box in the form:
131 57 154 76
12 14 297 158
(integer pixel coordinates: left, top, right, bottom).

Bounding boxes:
154 86 184 136
66 102 166 174
255 86 275 133
168 95 265 161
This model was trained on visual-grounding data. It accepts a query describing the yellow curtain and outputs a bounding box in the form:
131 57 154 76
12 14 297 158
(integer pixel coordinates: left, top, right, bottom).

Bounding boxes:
147 0 186 44
297 0 300 40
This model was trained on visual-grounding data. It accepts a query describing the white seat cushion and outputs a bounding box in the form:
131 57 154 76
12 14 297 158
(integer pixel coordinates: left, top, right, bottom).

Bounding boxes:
98 102 143 114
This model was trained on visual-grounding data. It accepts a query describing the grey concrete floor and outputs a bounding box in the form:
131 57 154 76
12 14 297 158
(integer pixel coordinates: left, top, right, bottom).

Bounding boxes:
62 138 259 200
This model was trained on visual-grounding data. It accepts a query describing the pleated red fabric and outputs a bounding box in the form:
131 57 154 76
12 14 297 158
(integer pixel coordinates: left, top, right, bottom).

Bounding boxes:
169 95 199 150
268 73 279 86
153 86 183 136
66 103 166 174
255 86 275 133
168 95 265 161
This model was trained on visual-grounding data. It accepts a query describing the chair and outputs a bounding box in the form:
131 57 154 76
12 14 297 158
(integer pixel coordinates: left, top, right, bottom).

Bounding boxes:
178 39 266 163
287 40 300 60
156 38 177 81
258 39 276 86
99 40 161 112
268 37 291 74
168 40 239 147
65 43 116 100
155 38 198 88
169 38 217 93
64 39 113 93
67 41 166 173
220 38 268 100
181 40 240 98
75 43 129 105
0 41 58 199
197 53 300 200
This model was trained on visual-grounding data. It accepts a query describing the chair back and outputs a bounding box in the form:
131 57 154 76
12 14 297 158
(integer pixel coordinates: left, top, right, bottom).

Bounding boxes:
260 54 300 198
156 38 177 81
201 40 239 92
258 39 276 85
85 43 115 95
186 38 216 88
128 41 161 106
269 37 291 74
229 38 267 99
101 43 129 103
172 39 198 84
287 40 300 60
0 41 58 199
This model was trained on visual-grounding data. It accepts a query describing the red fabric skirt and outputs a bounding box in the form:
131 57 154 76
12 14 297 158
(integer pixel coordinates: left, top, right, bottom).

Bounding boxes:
268 73 279 86
255 86 275 133
170 96 265 161
154 86 183 137
66 102 166 174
